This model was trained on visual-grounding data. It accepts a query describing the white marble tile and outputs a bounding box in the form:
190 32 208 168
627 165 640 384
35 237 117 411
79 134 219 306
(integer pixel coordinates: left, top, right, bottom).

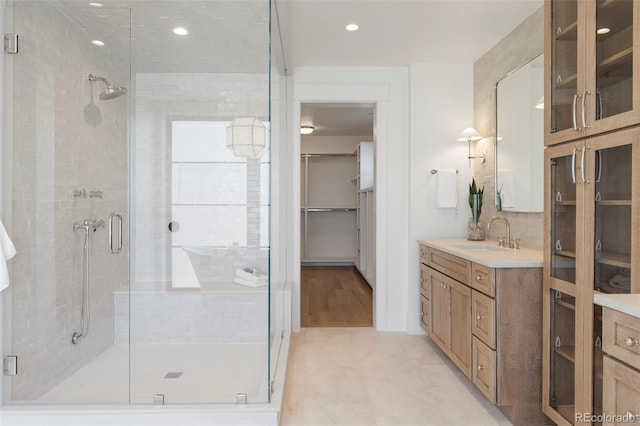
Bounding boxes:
281 328 512 426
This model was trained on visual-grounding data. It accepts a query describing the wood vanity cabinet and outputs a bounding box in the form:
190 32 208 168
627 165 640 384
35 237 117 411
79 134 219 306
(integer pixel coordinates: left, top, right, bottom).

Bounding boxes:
545 0 640 147
419 244 547 425
601 307 640 425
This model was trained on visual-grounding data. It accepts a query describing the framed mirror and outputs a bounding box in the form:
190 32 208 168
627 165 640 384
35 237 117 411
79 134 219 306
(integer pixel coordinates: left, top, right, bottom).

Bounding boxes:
495 53 544 212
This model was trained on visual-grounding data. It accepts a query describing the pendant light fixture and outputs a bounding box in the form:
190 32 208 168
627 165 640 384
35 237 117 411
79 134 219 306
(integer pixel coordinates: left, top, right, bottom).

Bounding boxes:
226 117 267 158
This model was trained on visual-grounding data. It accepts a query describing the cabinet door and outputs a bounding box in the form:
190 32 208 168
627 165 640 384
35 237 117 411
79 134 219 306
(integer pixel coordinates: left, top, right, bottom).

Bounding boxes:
603 356 640 425
546 0 585 145
428 267 449 351
545 141 585 290
543 289 578 425
449 278 472 379
583 0 640 137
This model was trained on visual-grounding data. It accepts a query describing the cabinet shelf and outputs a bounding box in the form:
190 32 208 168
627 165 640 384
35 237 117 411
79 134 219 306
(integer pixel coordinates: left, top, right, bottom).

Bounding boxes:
596 251 631 268
596 199 631 206
554 250 577 259
597 47 633 76
555 298 576 311
555 73 578 89
555 21 578 40
595 280 630 294
555 200 577 206
303 207 357 212
555 345 576 363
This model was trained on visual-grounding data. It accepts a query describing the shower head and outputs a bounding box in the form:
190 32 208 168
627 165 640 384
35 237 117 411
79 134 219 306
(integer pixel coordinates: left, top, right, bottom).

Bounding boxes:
88 74 127 100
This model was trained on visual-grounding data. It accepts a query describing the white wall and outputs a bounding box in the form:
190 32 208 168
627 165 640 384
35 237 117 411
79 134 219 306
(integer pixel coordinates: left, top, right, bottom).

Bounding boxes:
290 67 409 331
407 63 475 334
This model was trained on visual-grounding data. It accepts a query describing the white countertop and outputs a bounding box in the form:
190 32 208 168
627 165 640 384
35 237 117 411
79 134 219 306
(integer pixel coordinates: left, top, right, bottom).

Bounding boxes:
594 294 640 319
419 238 543 268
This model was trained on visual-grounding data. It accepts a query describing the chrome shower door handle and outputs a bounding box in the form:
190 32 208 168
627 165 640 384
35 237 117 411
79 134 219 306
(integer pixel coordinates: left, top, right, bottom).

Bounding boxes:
109 213 123 254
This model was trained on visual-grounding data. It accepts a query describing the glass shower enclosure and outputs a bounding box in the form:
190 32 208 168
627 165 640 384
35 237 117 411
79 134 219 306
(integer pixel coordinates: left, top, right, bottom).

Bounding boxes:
1 0 273 405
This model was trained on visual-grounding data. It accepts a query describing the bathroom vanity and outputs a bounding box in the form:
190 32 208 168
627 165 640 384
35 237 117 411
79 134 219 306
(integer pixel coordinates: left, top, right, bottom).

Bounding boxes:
418 239 549 425
594 294 640 424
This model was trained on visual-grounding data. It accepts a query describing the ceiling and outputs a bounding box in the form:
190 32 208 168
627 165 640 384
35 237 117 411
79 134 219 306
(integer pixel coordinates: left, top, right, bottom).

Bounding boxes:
281 0 542 136
41 0 542 135
279 0 543 68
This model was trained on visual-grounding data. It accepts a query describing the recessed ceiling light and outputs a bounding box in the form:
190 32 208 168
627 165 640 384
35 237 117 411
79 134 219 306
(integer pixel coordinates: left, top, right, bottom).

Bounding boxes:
345 23 359 32
597 27 610 35
173 27 189 36
300 126 314 135
91 40 105 46
89 2 103 6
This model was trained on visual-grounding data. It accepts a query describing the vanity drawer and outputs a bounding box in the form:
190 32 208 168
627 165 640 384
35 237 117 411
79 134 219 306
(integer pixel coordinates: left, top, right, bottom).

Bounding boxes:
420 295 431 333
423 247 471 284
471 263 495 297
419 263 431 300
603 308 640 367
419 244 429 265
472 290 496 349
472 336 496 403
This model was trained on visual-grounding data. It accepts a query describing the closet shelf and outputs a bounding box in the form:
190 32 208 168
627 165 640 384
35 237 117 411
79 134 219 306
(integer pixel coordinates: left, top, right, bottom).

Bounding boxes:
596 251 631 268
555 345 576 363
596 199 631 206
555 21 578 41
555 298 576 311
554 250 577 259
597 47 633 76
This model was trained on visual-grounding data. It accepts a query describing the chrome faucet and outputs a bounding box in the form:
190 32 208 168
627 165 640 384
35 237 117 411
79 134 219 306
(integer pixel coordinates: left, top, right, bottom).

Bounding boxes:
487 216 518 249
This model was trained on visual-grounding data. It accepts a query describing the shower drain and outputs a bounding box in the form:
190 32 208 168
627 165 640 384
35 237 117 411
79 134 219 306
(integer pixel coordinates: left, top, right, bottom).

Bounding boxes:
164 372 183 379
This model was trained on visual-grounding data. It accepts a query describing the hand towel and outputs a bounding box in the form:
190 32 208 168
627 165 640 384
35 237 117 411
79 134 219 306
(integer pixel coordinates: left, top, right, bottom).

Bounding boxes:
436 169 457 208
234 277 268 288
498 169 515 208
0 220 17 293
235 268 267 282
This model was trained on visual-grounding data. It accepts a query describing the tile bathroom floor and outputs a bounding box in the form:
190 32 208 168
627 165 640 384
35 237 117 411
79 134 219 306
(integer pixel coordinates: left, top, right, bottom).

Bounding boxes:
281 327 512 426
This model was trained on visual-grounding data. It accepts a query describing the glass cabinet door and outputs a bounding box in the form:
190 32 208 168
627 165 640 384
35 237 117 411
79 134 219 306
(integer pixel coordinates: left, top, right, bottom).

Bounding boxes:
549 0 580 137
590 0 635 123
591 143 632 294
548 145 580 286
548 289 577 423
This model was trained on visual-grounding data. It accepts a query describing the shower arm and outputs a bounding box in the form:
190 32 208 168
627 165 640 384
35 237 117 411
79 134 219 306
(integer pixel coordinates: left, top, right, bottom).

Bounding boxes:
88 74 110 87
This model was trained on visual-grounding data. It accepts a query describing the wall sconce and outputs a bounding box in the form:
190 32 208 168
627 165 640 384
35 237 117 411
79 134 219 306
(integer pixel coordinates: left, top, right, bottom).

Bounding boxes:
226 117 267 158
457 127 485 163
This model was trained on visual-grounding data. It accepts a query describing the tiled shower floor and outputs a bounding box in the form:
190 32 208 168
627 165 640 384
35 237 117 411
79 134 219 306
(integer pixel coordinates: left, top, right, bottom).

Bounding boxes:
37 343 269 404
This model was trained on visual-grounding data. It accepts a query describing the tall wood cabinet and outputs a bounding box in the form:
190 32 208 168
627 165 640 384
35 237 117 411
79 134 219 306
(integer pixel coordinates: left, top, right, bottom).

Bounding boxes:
545 0 640 146
543 110 640 424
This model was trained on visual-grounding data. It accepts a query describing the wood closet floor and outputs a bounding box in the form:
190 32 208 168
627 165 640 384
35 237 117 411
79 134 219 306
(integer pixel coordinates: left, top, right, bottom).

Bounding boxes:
301 266 373 327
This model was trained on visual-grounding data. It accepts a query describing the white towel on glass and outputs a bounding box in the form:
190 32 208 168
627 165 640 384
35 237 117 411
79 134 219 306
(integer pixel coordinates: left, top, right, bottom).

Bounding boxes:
233 277 268 288
498 169 516 208
436 169 457 208
235 268 267 283
0 220 16 293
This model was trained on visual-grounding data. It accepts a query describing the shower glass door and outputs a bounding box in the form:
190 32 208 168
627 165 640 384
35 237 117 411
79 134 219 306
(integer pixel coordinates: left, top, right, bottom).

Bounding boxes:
2 2 131 403
127 1 271 404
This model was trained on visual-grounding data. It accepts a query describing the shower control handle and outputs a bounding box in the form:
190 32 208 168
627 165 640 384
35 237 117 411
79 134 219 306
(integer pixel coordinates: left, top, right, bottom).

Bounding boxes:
109 213 123 254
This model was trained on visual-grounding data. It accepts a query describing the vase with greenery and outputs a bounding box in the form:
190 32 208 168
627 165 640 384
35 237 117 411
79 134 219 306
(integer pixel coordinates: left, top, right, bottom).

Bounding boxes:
467 178 485 241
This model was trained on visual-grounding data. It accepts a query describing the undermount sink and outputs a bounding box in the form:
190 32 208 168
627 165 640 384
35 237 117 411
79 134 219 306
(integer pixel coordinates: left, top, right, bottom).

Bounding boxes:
451 243 505 252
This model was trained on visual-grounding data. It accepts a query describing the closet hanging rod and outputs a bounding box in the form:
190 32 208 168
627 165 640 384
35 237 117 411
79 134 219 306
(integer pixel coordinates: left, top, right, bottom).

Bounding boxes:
304 207 357 212
302 153 355 158
430 169 459 174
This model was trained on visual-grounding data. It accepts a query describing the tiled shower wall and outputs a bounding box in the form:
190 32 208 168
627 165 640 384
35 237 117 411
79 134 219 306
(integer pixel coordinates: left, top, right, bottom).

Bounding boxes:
7 4 129 400
473 6 544 249
133 73 269 283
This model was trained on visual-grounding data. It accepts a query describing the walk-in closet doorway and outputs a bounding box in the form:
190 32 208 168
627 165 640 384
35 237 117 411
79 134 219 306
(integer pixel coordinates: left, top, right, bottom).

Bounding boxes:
299 103 376 327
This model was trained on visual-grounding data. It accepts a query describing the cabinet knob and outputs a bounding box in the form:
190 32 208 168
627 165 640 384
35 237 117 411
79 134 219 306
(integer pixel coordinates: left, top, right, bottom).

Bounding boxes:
476 274 484 281
624 337 640 347
476 315 484 321
477 365 484 371
420 278 425 284
420 250 425 257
